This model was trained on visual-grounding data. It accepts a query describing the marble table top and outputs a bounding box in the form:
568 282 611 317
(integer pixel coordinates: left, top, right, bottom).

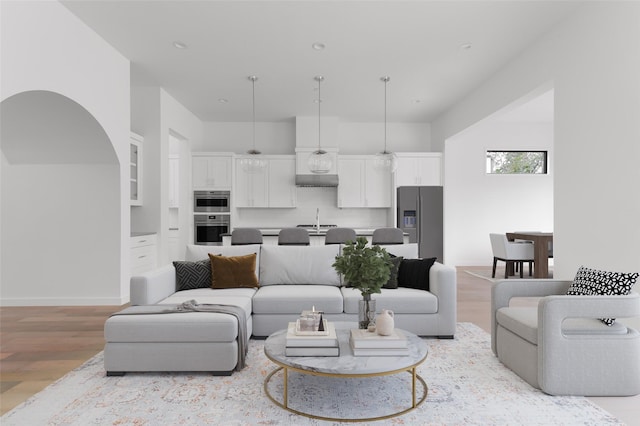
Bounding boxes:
263 322 428 375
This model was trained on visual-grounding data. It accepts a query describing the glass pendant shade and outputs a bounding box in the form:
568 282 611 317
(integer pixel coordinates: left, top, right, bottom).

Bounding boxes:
308 149 332 174
240 150 267 173
374 150 397 172
309 75 333 174
243 75 267 174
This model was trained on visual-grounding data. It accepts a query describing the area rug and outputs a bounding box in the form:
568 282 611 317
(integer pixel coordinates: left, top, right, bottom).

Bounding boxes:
2 323 621 425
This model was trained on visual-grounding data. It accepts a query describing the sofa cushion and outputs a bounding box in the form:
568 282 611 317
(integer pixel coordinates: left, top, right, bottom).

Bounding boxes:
382 255 403 289
398 257 437 290
341 287 438 314
252 285 344 314
209 253 259 289
567 266 639 325
259 245 341 286
173 259 211 291
185 244 261 278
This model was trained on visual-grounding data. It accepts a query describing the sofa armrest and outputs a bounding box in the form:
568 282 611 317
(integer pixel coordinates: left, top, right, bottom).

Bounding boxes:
130 264 177 305
491 279 571 354
429 262 457 336
540 292 640 328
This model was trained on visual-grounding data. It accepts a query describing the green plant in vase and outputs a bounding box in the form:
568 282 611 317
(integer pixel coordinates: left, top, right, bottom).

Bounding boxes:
332 236 393 329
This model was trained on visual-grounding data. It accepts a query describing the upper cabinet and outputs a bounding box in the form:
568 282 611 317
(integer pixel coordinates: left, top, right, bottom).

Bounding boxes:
337 156 392 208
234 155 297 208
130 132 143 206
192 153 233 190
394 153 442 187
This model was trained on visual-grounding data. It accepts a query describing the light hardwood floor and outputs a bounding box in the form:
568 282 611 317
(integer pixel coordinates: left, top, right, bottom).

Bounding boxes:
1 267 638 424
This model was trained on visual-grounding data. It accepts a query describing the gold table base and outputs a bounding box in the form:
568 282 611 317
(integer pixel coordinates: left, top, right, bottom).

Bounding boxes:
263 365 428 422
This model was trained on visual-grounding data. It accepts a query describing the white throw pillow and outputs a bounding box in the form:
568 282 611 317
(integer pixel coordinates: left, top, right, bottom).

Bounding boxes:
259 245 341 286
378 243 419 259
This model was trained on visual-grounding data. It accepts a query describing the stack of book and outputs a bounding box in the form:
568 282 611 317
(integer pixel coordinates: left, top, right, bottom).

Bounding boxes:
284 321 339 356
349 329 409 356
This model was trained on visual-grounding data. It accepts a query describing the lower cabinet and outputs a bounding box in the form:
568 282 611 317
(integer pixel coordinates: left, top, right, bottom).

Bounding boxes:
130 234 157 276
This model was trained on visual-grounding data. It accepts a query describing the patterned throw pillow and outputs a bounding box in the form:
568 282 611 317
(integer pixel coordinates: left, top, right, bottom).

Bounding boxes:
173 259 212 291
567 266 639 326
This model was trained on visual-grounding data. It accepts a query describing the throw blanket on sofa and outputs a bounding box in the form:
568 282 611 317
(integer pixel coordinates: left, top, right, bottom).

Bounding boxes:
111 300 248 371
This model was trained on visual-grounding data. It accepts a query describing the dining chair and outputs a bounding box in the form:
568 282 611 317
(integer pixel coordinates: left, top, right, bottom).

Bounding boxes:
278 228 310 245
372 227 404 245
231 228 263 245
489 233 534 278
324 228 357 245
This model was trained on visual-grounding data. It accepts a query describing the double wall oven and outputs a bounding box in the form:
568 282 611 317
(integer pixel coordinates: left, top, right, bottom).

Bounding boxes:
194 191 230 245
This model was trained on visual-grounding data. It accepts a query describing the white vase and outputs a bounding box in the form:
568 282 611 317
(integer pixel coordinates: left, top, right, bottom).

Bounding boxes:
376 309 395 336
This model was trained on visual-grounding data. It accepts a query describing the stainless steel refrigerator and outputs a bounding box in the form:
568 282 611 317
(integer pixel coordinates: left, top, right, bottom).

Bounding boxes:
397 186 443 261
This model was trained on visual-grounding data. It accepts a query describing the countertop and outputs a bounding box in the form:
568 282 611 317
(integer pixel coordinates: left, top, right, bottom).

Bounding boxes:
222 228 407 237
131 232 157 237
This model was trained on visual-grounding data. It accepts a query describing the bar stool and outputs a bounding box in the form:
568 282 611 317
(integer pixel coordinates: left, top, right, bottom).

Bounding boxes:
324 228 357 245
231 228 263 245
278 228 310 246
372 227 404 245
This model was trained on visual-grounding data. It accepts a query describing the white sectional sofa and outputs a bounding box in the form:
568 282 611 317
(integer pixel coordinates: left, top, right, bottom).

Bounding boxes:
104 243 456 375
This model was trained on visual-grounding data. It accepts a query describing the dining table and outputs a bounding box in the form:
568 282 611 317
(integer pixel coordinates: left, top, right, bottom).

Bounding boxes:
506 232 553 279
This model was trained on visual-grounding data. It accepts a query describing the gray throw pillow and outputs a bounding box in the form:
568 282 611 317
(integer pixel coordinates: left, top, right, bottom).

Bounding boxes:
173 259 211 291
383 255 403 289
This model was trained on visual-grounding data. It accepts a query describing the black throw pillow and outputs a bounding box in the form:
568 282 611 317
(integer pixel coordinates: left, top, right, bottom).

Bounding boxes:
383 255 404 289
398 258 437 291
173 259 212 291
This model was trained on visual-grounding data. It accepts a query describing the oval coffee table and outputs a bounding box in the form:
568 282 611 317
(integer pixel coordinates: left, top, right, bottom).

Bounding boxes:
263 322 428 422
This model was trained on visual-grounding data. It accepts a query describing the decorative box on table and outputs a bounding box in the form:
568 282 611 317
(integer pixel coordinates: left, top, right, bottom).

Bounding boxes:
349 329 409 356
285 321 339 357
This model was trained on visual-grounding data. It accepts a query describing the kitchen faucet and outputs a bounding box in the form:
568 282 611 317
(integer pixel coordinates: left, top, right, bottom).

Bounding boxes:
316 208 320 233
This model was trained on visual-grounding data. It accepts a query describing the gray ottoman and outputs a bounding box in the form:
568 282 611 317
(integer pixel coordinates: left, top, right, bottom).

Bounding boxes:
104 307 245 376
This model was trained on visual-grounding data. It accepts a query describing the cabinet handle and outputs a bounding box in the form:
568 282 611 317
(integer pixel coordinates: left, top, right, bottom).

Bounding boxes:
138 239 146 243
138 255 146 259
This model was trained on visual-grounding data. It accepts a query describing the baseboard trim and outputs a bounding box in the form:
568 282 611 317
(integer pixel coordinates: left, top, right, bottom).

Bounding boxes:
0 296 129 306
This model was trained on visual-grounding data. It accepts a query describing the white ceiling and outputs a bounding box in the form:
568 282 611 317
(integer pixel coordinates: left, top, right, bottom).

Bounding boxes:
61 1 579 123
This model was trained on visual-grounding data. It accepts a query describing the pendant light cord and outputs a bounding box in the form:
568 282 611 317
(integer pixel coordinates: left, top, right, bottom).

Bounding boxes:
252 76 256 152
382 76 390 154
317 76 322 152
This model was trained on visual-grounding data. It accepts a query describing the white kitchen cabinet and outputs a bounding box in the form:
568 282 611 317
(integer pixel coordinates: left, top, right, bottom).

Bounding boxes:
130 132 143 206
234 157 268 207
130 233 157 276
267 157 297 208
394 153 442 186
192 153 233 189
337 156 392 208
234 156 297 208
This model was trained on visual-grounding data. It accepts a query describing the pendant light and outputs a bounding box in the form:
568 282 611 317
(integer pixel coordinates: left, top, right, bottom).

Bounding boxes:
308 75 332 174
374 76 397 172
240 75 267 173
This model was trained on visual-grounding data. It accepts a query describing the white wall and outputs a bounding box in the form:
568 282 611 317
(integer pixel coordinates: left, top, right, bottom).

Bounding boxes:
433 2 640 278
1 1 130 305
200 121 430 154
131 87 203 264
445 122 553 266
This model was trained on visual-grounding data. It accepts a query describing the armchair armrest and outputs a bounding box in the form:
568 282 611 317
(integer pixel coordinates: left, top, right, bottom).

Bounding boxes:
491 279 571 354
429 262 457 336
130 264 177 305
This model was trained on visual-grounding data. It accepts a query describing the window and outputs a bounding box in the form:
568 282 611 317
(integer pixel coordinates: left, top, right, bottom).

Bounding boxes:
486 151 548 174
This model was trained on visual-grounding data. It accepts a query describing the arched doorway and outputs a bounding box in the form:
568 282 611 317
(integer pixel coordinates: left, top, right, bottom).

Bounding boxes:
1 90 121 305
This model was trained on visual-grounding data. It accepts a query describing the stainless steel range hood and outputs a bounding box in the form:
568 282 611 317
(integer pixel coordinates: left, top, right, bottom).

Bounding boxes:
295 173 339 187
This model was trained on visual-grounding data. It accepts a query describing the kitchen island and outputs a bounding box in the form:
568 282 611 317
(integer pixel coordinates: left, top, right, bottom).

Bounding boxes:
221 228 409 245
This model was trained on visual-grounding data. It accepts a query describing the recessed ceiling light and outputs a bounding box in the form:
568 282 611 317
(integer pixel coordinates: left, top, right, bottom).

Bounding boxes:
173 41 188 49
413 99 422 104
312 42 326 51
218 98 228 103
460 43 472 51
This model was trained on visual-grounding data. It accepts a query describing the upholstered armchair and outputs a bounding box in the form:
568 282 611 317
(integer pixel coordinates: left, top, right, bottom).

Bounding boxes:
491 279 640 396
